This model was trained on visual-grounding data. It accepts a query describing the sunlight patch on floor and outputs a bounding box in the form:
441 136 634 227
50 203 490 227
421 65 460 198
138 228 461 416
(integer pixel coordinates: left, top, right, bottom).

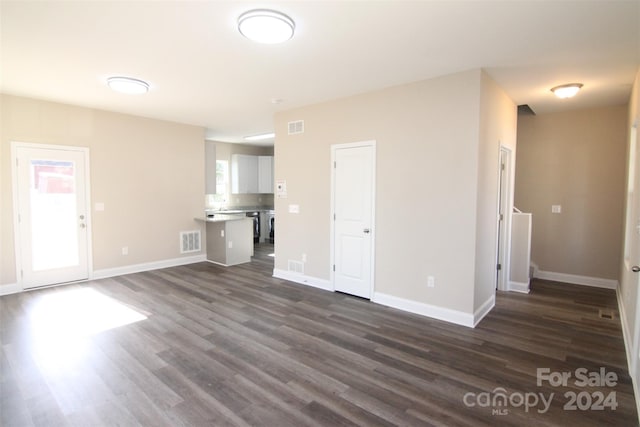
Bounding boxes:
28 287 147 371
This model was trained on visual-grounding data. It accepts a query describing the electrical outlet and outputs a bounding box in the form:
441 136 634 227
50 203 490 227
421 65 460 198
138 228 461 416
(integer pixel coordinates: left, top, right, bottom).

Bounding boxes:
228 241 233 249
122 246 128 255
302 253 307 262
221 230 224 237
427 276 435 288
552 205 562 214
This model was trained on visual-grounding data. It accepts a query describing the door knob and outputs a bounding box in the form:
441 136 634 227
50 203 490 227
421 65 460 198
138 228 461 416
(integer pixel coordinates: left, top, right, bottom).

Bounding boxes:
79 215 85 220
363 228 370 234
632 266 640 273
80 223 86 229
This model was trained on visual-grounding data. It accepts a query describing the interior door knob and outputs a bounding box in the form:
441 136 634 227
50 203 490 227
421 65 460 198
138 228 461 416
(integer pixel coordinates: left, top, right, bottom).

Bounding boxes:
363 228 370 234
632 266 640 273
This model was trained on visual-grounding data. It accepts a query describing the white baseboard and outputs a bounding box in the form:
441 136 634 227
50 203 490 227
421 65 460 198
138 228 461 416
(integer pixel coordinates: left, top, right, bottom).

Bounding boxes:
508 280 531 293
273 270 489 328
530 262 539 278
616 286 640 421
272 269 333 291
1 255 207 297
617 287 634 373
534 269 618 290
92 254 207 280
473 294 495 327
372 292 475 328
0 282 21 296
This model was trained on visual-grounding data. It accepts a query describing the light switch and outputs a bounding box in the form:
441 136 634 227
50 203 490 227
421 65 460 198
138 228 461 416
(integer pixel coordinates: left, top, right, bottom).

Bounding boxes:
552 205 562 214
289 204 300 214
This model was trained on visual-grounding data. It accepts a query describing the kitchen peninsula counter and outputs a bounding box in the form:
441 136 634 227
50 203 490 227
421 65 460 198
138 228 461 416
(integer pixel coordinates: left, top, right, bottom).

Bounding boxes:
195 216 253 266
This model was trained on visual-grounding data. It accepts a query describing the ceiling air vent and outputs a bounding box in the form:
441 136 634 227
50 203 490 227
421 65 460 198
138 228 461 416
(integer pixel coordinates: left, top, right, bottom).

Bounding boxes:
288 120 304 135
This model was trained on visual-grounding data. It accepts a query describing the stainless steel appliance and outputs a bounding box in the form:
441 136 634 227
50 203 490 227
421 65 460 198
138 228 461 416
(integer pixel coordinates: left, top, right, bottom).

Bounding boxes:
265 210 275 243
246 211 260 244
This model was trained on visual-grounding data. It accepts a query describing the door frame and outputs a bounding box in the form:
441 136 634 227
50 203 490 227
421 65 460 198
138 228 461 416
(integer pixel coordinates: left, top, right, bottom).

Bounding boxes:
11 141 93 290
330 140 376 297
495 145 513 292
626 118 640 418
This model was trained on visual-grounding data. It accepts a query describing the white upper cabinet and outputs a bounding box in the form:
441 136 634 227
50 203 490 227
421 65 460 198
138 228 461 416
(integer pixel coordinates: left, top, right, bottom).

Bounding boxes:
258 156 274 194
231 154 274 194
231 154 259 194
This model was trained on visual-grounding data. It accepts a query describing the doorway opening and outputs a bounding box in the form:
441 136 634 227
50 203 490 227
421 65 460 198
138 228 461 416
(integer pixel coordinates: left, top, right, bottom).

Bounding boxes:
495 146 512 291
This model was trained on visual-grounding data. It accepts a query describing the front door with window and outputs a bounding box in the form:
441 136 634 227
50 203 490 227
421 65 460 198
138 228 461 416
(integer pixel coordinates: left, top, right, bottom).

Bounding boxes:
13 143 90 289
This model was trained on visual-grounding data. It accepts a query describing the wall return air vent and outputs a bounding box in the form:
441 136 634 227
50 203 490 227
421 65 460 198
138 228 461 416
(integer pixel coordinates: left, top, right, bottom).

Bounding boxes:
180 230 201 254
287 259 304 275
288 120 304 135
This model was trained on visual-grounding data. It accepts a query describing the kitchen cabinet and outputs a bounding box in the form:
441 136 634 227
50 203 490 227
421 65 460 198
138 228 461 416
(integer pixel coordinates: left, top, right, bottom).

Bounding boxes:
231 154 274 194
205 142 216 194
204 217 253 266
231 154 259 194
258 155 274 194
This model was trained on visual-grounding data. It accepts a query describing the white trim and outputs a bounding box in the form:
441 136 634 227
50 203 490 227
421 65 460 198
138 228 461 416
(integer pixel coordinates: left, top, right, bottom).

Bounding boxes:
274 270 483 328
92 255 206 280
0 283 22 296
534 269 618 289
273 268 333 291
495 146 514 292
473 294 495 327
530 261 540 278
508 280 531 293
617 286 634 374
372 292 475 328
205 260 235 268
330 140 376 299
616 285 640 419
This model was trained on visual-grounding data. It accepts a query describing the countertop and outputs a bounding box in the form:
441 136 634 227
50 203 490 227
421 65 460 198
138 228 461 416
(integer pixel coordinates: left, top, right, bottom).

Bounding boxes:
195 214 252 223
205 206 274 214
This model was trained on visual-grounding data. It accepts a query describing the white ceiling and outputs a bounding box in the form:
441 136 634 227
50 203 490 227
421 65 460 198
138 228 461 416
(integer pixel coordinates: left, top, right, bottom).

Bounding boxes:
1 1 639 146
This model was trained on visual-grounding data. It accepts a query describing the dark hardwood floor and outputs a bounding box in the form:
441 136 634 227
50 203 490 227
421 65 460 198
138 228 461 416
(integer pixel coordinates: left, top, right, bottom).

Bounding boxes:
1 244 637 426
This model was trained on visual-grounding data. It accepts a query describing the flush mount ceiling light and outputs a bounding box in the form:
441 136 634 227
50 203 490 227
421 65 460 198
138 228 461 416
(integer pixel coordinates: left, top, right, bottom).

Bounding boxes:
238 9 295 44
550 83 583 99
107 76 149 94
244 132 275 141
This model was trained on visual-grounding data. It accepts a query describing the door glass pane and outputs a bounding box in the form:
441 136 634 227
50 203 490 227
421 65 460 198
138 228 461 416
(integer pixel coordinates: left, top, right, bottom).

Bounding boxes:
30 160 79 271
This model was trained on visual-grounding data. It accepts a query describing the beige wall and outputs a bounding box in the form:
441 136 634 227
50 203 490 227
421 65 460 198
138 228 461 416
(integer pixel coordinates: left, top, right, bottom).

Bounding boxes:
1 94 205 287
274 69 516 317
474 72 518 311
515 105 628 281
206 141 274 208
620 68 640 352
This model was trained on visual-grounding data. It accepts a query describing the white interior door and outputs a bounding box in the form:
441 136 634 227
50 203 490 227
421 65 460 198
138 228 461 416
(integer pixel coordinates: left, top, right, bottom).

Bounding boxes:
332 142 375 299
13 144 90 289
626 121 640 412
